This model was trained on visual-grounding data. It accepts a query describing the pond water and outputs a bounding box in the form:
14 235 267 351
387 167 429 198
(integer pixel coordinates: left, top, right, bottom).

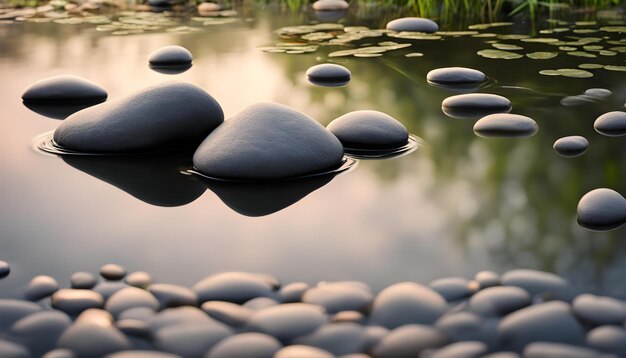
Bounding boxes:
1 4 625 299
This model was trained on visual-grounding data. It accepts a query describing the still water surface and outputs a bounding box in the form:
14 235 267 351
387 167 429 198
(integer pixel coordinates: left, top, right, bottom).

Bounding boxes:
1 5 625 298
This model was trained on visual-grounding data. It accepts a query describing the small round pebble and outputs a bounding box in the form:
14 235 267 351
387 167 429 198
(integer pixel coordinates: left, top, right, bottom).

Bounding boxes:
206 332 282 358
295 323 367 356
594 111 626 136
0 260 9 279
587 325 626 357
302 282 374 314
243 297 280 311
429 277 474 302
246 303 328 343
154 322 233 357
148 284 197 308
278 282 309 303
332 310 365 324
148 46 193 66
24 275 60 301
192 272 275 304
553 136 589 157
70 272 98 289
442 93 512 119
312 0 349 11
431 341 488 358
197 2 221 12
523 342 604 358
577 188 626 231
93 281 129 301
473 113 538 138
57 323 131 357
125 272 152 289
115 319 151 337
306 64 351 86
326 110 409 150
201 301 253 326
76 309 114 327
21 75 107 103
427 67 486 85
584 88 612 98
386 17 439 33
475 271 501 289
572 294 626 326
105 287 160 318
501 269 568 297
149 307 214 333
100 264 127 281
469 286 531 316
274 345 334 358
373 324 448 357
435 312 492 343
51 289 105 316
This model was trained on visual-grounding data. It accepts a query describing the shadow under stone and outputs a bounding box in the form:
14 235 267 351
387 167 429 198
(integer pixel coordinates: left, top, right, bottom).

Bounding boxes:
149 64 192 75
23 100 105 120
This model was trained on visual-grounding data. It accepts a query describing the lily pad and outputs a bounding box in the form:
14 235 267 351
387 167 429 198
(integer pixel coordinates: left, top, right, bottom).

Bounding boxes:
468 22 513 30
567 51 597 58
492 43 523 50
578 63 604 69
526 52 558 59
600 26 626 33
559 46 577 51
604 65 626 72
477 49 523 59
405 52 423 57
540 68 593 78
521 38 559 43
599 50 617 56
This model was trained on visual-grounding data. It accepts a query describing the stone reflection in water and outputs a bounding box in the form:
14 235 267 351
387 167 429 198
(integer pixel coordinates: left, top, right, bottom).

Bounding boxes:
22 100 104 120
62 151 207 207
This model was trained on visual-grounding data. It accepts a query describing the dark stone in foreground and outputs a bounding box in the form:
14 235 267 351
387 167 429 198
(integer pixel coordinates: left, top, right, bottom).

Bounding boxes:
54 82 224 153
553 136 589 157
22 75 107 103
192 103 344 180
306 64 351 86
427 67 486 85
386 17 439 33
473 114 538 138
327 110 409 149
148 45 193 66
594 111 626 137
577 188 626 231
442 93 512 119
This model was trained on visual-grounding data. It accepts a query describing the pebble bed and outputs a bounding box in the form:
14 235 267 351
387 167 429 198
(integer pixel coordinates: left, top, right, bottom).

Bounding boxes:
1 265 626 357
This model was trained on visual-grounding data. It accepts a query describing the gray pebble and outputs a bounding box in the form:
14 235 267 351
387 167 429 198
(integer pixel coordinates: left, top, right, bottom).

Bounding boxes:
192 103 344 180
242 297 280 311
11 310 71 356
93 281 130 301
474 271 501 289
594 111 626 137
148 46 193 66
70 272 97 289
206 332 282 358
577 188 626 231
435 311 497 344
154 322 233 358
274 345 334 358
386 17 439 32
21 75 107 103
372 324 448 358
587 325 626 357
100 264 127 281
125 272 152 289
75 309 114 327
302 282 374 314
105 351 180 358
0 260 10 279
429 277 474 302
469 286 531 316
295 323 367 356
431 341 489 358
584 88 612 98
326 110 409 150
149 307 215 334
473 114 538 138
42 349 76 358
24 275 59 301
332 310 365 324
246 303 328 343
116 319 151 337
51 289 104 316
201 301 253 326
501 269 568 297
105 287 160 318
278 282 309 303
0 299 42 331
192 272 275 304
553 136 589 157
523 342 604 358
369 282 448 329
363 325 389 351
306 64 351 86
427 67 486 85
481 353 520 358
572 294 626 326
0 340 30 358
442 93 512 119
312 0 349 10
57 323 131 357
148 284 197 308
119 307 156 323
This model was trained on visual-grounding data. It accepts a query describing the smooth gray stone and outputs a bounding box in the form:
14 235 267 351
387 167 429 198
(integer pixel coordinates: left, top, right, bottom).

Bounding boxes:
155 323 233 358
386 17 439 32
149 307 215 334
498 301 586 351
11 310 71 356
431 341 489 358
427 67 486 84
295 323 367 356
363 326 389 351
246 303 328 343
116 319 151 337
58 323 132 357
372 324 448 358
105 287 160 318
369 282 448 329
119 307 156 323
253 274 281 290
501 269 568 297
192 103 344 180
242 297 280 311
93 281 130 301
553 136 589 157
192 272 275 304
197 2 221 12
54 82 224 153
148 46 193 66
201 301 252 326
42 349 76 358
125 272 152 289
206 332 281 358
306 64 351 85
302 282 374 314
474 271 501 289
148 284 197 308
51 289 104 316
577 188 626 231
274 345 334 358
469 286 531 316
560 95 598 106
435 312 494 343
70 272 97 289
572 294 626 326
0 340 30 358
105 351 180 358
482 353 520 358
594 111 626 137
312 0 349 10
278 282 309 303
75 309 114 327
0 260 10 279
587 325 626 357
100 264 127 281
332 310 365 324
0 299 42 331
442 93 512 119
429 277 474 302
523 342 604 358
327 110 409 149
473 113 538 138
21 75 107 103
584 88 612 98
24 275 59 301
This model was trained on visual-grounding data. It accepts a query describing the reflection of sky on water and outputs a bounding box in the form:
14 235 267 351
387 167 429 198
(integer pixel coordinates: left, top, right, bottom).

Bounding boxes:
1 10 625 298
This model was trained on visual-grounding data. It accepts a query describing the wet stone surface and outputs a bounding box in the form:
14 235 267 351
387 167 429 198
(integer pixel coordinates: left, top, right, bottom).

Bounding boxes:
577 188 626 231
21 75 107 103
473 114 538 138
553 136 589 157
386 17 439 33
